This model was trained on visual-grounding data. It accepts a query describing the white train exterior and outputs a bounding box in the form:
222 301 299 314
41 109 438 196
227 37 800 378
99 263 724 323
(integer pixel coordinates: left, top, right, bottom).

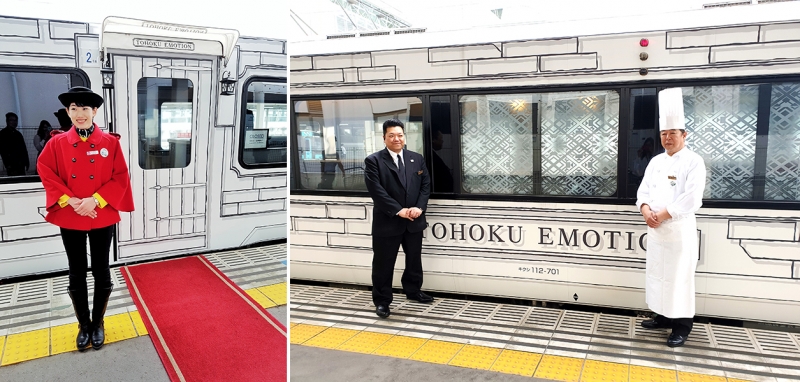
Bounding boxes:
0 15 287 279
289 4 800 325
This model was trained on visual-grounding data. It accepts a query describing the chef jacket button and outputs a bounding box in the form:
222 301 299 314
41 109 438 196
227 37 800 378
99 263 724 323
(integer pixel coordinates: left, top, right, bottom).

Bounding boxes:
71 174 76 178
89 175 94 179
73 143 78 147
90 144 95 148
90 159 95 163
72 158 76 162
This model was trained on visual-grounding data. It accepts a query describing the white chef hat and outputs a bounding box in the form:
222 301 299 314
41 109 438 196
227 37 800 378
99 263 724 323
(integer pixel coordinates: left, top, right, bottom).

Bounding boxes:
658 88 686 131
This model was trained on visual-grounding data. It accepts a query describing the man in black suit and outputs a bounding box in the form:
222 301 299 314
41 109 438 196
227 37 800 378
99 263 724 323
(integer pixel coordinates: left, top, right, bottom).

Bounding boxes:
364 119 432 318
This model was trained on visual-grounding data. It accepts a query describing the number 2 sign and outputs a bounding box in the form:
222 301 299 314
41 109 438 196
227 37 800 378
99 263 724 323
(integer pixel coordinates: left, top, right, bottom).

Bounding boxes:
81 49 100 67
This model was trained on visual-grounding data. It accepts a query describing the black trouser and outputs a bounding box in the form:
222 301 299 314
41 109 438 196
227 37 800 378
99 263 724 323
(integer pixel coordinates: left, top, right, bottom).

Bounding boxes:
655 314 694 337
371 230 423 306
60 225 114 292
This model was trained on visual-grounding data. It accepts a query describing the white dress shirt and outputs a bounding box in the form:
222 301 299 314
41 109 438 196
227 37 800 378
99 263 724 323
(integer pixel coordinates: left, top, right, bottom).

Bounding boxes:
387 148 404 168
636 147 706 220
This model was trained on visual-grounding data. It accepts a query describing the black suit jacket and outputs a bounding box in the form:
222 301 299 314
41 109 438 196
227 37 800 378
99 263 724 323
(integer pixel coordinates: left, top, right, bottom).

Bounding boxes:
364 148 430 237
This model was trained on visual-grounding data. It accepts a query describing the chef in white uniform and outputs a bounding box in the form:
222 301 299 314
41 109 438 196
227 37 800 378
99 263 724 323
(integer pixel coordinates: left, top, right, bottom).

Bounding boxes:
636 88 707 348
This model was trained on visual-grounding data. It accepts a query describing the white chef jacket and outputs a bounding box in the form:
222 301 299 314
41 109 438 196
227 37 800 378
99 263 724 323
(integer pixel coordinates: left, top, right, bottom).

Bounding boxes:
635 147 706 318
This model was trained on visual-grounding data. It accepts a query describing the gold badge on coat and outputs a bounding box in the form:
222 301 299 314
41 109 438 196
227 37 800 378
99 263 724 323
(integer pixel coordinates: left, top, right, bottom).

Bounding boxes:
417 170 423 175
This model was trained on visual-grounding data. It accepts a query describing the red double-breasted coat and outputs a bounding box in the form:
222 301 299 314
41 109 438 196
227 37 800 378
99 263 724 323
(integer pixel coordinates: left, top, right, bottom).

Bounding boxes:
37 125 134 230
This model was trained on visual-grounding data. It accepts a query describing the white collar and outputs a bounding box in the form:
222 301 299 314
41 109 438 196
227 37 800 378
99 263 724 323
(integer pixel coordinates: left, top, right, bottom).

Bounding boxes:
387 148 403 162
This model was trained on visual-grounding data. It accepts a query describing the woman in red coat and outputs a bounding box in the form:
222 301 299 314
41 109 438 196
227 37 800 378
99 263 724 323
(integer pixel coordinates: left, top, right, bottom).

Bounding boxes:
37 87 134 351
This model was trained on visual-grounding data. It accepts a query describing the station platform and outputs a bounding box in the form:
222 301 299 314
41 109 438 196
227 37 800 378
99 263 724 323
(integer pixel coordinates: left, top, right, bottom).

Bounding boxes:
290 284 800 382
0 244 287 372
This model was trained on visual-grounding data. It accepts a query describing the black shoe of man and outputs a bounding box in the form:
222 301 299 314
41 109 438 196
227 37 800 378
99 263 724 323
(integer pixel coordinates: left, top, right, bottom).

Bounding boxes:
376 305 390 318
640 317 670 329
406 292 434 303
667 333 687 347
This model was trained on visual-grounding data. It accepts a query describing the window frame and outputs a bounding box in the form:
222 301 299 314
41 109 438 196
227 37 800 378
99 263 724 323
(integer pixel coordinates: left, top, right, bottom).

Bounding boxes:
290 73 800 211
238 76 288 170
0 65 90 185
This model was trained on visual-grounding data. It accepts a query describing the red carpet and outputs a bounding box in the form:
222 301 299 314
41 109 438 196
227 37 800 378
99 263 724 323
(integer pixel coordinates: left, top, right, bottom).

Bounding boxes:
122 256 286 382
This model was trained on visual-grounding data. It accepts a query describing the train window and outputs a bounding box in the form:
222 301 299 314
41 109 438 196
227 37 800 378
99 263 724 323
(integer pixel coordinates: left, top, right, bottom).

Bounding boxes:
0 70 85 182
766 82 800 201
429 96 455 193
241 81 287 167
137 78 194 170
459 90 619 196
627 88 660 196
294 97 423 191
682 85 759 200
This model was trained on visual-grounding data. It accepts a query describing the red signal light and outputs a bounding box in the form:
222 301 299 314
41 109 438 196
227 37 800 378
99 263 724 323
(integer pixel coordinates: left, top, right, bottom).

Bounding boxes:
640 38 649 47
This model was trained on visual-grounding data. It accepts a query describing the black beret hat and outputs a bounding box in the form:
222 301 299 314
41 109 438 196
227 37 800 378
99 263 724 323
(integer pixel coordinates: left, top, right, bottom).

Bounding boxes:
57 86 104 108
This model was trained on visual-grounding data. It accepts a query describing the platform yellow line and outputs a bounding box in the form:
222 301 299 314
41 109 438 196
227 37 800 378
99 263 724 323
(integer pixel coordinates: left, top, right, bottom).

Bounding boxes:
291 322 763 382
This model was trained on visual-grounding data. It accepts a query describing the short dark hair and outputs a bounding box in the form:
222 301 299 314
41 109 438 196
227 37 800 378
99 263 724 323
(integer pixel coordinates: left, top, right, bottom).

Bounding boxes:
5 112 17 119
68 102 93 108
382 119 404 136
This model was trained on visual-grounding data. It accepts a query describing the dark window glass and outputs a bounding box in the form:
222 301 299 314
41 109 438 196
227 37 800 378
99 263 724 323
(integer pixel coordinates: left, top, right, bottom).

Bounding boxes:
627 88 660 196
137 78 193 170
242 81 287 166
430 96 454 193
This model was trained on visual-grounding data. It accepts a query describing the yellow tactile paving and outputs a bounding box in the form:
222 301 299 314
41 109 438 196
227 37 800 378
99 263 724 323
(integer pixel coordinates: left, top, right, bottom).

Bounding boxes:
103 313 138 344
337 331 393 354
246 288 277 309
130 311 148 336
409 340 464 365
290 324 328 344
0 336 5 360
489 349 541 377
1 328 50 366
50 323 79 355
373 335 427 358
258 282 287 306
304 327 359 349
677 372 726 382
580 359 629 382
448 344 502 370
630 365 677 382
534 354 585 382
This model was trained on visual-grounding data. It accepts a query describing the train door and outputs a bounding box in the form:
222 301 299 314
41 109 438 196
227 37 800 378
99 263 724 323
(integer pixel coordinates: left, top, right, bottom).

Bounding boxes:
100 17 239 261
111 54 213 260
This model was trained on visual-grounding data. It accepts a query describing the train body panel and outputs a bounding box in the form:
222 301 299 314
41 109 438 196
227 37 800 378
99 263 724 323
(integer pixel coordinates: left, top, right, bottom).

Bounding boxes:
291 195 800 324
0 15 287 279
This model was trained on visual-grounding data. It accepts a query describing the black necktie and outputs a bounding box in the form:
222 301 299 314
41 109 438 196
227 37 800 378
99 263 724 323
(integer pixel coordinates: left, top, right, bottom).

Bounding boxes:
397 155 407 188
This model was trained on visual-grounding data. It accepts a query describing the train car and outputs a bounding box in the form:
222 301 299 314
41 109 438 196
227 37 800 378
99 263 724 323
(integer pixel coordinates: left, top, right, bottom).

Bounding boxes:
289 3 800 326
0 14 287 279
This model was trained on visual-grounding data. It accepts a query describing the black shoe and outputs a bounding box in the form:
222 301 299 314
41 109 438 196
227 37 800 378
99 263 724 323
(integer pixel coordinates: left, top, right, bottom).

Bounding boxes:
67 287 92 351
667 333 687 347
406 292 434 303
91 285 114 350
376 305 390 318
640 318 670 329
91 321 106 350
